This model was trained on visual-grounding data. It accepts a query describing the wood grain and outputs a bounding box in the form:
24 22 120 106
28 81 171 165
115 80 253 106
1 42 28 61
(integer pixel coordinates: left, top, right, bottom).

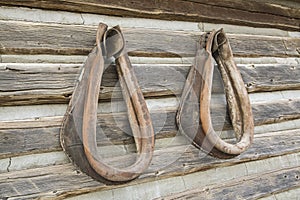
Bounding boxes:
240 64 300 92
0 2 298 198
156 167 300 200
0 21 299 57
1 63 299 106
1 98 300 159
0 129 299 199
0 0 299 31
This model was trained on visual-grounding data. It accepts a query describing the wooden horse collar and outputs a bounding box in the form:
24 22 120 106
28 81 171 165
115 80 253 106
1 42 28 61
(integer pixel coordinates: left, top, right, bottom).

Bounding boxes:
60 23 155 182
176 29 254 158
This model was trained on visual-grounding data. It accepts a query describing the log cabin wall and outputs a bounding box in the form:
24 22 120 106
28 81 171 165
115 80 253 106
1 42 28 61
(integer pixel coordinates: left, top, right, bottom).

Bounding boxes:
0 1 299 199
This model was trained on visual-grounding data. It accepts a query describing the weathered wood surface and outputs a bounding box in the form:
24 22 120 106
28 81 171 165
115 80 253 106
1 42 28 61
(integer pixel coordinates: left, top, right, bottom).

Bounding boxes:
1 6 296 38
261 187 300 200
0 4 299 199
0 129 299 199
64 153 300 200
1 55 300 65
1 63 299 106
1 98 300 159
156 167 300 200
239 64 300 93
2 119 299 174
0 21 299 57
0 0 299 31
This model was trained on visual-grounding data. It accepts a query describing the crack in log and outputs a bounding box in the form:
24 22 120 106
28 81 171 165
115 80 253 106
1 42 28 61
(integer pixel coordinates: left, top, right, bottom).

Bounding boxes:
80 13 85 25
4 66 25 72
282 39 289 56
7 157 11 172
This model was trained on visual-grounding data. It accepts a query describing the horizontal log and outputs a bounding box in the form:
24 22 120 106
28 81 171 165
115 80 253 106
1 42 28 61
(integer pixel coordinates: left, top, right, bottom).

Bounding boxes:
4 121 300 174
65 153 300 200
2 90 298 121
1 63 299 106
0 20 299 57
0 6 295 38
1 98 300 159
240 64 300 93
0 129 300 199
0 0 299 31
2 55 300 65
0 151 67 173
156 166 300 200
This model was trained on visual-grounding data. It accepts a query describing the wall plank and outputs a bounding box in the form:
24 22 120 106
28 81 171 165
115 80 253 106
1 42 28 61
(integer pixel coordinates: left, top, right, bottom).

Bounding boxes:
1 98 300 159
1 63 299 106
0 129 299 199
66 153 300 200
0 0 299 31
156 167 300 200
0 2 298 199
0 21 299 57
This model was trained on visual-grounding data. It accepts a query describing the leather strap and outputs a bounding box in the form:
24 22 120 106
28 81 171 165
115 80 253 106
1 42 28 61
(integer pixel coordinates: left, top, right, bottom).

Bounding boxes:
176 29 254 158
60 23 155 182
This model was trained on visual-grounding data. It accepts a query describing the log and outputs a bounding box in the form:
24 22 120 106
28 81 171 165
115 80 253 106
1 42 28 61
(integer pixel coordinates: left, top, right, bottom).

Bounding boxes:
0 2 298 199
0 129 300 199
156 167 300 200
1 63 299 106
0 0 299 31
1 98 300 159
240 64 300 92
0 20 299 57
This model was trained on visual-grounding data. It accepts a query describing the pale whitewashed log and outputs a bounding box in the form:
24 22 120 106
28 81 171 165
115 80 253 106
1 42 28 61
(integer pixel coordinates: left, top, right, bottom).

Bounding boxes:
288 31 300 38
0 6 83 25
0 54 87 63
201 23 290 37
0 158 10 173
234 57 300 65
253 119 300 134
1 55 300 65
0 152 68 173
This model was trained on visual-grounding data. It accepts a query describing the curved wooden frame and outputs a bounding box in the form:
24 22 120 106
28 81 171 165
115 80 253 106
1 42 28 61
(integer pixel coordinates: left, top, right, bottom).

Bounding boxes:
60 23 155 182
177 29 254 158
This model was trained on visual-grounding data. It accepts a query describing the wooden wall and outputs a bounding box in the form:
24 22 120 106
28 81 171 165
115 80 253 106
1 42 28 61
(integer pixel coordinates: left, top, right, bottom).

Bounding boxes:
0 2 299 199
0 0 299 31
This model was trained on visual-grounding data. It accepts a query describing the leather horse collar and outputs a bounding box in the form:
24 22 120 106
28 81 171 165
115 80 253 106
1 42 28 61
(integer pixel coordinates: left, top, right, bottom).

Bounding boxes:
176 29 254 158
60 23 155 182
60 24 254 183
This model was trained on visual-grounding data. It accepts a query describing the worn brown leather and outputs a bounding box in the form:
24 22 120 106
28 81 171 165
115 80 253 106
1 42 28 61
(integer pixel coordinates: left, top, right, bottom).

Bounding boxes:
60 23 155 182
176 29 254 158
